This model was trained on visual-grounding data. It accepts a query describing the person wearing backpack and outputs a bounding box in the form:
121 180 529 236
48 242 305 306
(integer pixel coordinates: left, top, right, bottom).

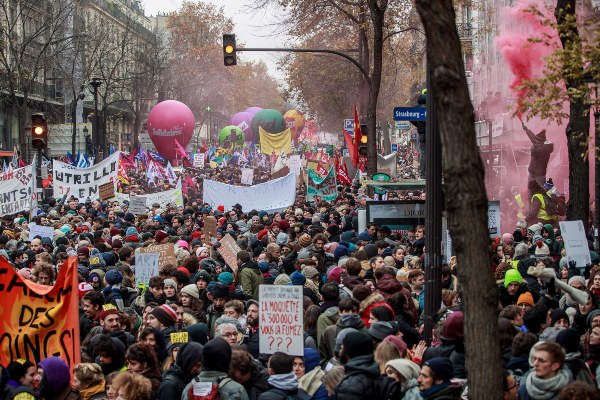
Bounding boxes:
332 331 397 400
257 352 310 400
182 336 249 400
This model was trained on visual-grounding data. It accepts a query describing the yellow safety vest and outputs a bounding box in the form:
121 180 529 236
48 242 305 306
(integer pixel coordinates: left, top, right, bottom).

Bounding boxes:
512 259 520 270
515 194 525 221
531 193 558 222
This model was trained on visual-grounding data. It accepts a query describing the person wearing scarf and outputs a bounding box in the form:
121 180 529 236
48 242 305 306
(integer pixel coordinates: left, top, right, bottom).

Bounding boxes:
417 357 462 399
73 363 106 400
519 341 572 400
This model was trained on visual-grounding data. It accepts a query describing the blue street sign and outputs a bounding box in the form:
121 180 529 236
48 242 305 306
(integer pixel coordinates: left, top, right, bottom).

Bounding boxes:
344 119 354 131
394 107 426 121
391 143 398 152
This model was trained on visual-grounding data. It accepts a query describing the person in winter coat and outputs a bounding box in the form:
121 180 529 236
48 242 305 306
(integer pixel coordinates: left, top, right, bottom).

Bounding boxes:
298 348 328 400
498 268 535 309
257 352 310 400
319 297 365 362
332 331 397 400
182 337 249 400
37 356 79 400
72 363 106 400
417 357 463 400
125 343 163 395
556 328 595 385
422 312 466 379
518 341 572 400
157 342 203 400
229 347 269 400
384 359 421 400
238 251 264 300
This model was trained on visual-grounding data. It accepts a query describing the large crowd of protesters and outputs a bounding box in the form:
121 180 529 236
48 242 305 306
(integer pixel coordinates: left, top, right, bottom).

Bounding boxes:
1 158 600 400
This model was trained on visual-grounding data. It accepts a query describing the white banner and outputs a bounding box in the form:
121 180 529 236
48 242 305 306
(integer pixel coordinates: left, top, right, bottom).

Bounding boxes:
241 168 254 185
29 223 54 241
203 173 296 213
141 180 183 208
287 155 302 176
559 220 592 269
129 195 148 215
53 152 120 201
0 165 36 217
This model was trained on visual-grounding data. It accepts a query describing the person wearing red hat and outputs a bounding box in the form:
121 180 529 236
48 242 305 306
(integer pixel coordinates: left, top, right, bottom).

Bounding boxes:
155 230 169 244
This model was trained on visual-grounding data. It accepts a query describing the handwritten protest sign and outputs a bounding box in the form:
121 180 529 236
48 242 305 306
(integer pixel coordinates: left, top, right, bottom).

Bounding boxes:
307 166 337 202
193 153 205 167
129 195 147 215
0 165 36 217
218 234 242 275
560 220 592 270
203 216 217 246
135 253 159 286
488 201 501 238
259 285 303 356
136 243 175 271
99 181 115 201
28 223 54 241
53 151 119 201
0 256 80 374
241 168 254 185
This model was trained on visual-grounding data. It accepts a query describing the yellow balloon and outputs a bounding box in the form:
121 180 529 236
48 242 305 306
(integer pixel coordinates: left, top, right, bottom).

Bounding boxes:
284 109 306 142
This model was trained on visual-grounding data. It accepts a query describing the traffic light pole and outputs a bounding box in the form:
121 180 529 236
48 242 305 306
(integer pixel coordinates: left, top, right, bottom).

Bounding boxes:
37 147 43 203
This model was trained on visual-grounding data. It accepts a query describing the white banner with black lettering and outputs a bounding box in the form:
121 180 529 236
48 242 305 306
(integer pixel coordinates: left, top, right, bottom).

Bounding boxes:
0 165 36 217
53 152 120 201
203 173 296 213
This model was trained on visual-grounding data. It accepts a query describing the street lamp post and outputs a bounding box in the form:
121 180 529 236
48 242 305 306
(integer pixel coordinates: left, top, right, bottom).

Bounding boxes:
205 105 212 144
90 78 102 161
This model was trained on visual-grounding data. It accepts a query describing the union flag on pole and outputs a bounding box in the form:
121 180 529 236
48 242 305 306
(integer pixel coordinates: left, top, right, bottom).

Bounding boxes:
336 156 351 184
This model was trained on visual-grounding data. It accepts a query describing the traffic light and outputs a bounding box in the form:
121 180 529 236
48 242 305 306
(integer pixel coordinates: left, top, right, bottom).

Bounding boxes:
31 113 48 149
223 34 237 66
358 123 368 155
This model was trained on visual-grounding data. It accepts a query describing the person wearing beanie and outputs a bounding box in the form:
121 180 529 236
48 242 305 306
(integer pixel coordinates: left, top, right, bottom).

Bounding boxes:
273 273 292 286
237 250 264 301
333 331 396 399
367 321 397 343
163 278 178 302
298 348 328 399
298 233 312 248
148 304 178 342
499 268 534 309
206 283 231 337
88 248 106 270
384 358 421 398
123 226 142 249
37 356 77 400
155 230 169 244
555 328 594 385
6 359 35 390
517 292 535 312
421 312 466 379
258 352 310 400
550 309 569 329
87 268 106 291
158 342 204 400
181 337 248 400
418 357 462 399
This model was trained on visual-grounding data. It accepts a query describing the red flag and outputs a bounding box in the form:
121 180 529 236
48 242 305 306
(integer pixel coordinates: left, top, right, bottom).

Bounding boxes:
174 139 189 160
353 104 362 161
336 157 351 184
344 131 357 167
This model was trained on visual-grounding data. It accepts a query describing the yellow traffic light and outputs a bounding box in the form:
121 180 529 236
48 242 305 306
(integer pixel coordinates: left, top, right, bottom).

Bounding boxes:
223 34 237 66
360 135 367 144
225 45 234 54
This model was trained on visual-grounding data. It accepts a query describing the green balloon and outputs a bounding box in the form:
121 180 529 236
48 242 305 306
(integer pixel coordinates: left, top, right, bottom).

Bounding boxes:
219 126 245 146
251 109 286 143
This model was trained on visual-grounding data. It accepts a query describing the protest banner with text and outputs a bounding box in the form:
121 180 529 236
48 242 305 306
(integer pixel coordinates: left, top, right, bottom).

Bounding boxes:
259 285 303 356
0 165 36 217
53 152 119 201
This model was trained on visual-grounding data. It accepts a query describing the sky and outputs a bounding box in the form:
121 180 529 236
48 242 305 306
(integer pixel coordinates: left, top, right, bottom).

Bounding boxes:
140 0 289 80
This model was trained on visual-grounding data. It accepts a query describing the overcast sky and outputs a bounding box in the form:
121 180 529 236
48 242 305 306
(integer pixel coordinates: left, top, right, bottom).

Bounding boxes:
140 0 288 79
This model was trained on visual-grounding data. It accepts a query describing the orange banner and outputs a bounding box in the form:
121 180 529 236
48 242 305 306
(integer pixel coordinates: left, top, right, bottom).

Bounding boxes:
0 256 80 373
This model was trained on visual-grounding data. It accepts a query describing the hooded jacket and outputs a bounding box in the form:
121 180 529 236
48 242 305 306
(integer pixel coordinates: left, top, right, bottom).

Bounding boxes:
332 355 397 400
319 314 365 362
239 261 264 301
37 356 75 400
158 342 204 400
375 274 402 299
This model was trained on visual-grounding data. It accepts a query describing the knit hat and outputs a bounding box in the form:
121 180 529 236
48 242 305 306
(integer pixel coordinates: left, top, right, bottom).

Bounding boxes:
163 278 177 289
180 284 200 299
441 311 464 341
105 269 123 285
290 271 306 285
77 246 90 257
302 266 319 279
210 283 230 299
276 232 289 245
217 272 234 285
352 284 371 302
274 273 292 285
587 309 600 329
99 308 119 321
89 248 106 269
125 227 139 238
155 230 169 243
556 328 580 354
567 275 585 287
324 242 339 254
327 267 343 283
37 356 71 395
299 233 312 247
517 292 534 307
424 357 454 382
534 240 550 258
503 269 522 287
334 327 357 356
150 304 177 326
7 359 35 382
202 337 231 372
358 231 372 242
78 282 94 299
385 359 420 381
176 239 189 250
342 331 373 358
367 321 397 341
383 335 408 357
278 220 290 231
550 309 569 327
333 245 349 261
303 348 320 373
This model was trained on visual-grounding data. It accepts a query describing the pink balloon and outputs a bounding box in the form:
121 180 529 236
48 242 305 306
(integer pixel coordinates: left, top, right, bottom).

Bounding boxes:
229 112 254 142
147 100 195 160
244 107 263 117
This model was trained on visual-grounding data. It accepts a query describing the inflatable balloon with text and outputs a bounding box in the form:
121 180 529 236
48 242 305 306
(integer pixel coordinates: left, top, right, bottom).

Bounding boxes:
147 100 195 160
219 126 245 147
229 112 254 142
284 109 305 144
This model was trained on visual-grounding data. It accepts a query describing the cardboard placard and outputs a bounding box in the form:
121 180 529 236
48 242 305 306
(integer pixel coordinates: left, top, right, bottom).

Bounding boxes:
218 234 242 275
129 195 147 215
99 182 115 201
170 332 189 344
134 252 159 286
136 243 175 270
559 220 592 269
259 285 303 356
203 216 217 246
